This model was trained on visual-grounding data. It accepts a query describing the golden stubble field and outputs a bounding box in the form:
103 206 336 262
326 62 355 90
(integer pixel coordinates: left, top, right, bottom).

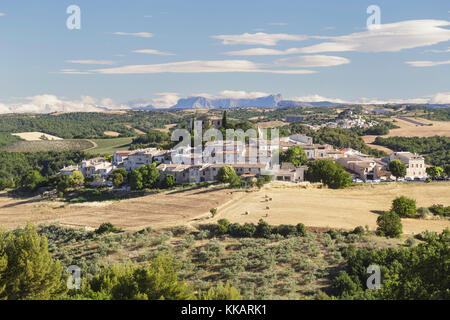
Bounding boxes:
212 182 450 235
1 182 449 235
0 186 235 231
363 117 450 152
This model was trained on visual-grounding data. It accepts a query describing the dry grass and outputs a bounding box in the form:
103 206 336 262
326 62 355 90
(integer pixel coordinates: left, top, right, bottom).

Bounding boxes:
212 182 450 235
2 139 95 152
0 186 236 231
12 132 63 141
1 182 448 235
104 131 120 137
364 117 450 147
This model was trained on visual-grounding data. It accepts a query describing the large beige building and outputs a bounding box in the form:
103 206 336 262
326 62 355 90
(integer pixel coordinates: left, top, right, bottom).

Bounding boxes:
388 152 427 179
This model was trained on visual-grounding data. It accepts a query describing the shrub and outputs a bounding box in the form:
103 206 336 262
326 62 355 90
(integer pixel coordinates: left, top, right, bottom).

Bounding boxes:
255 219 272 238
296 223 307 237
376 211 403 238
273 224 297 238
95 222 121 235
217 219 230 235
391 196 417 217
429 204 450 217
352 226 365 235
210 208 217 218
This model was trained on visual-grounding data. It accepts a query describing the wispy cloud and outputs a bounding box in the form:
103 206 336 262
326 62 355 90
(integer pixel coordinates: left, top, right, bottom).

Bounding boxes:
92 60 316 74
269 22 288 26
274 55 350 68
227 20 450 55
133 49 175 56
57 69 93 75
65 60 116 65
212 32 307 46
144 15 152 18
113 32 153 38
290 20 450 53
0 13 6 17
405 60 450 67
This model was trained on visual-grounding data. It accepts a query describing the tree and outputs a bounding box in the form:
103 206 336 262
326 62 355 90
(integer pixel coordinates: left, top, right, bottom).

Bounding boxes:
130 170 143 190
426 166 443 179
86 255 193 300
445 165 450 177
57 174 72 193
111 172 124 187
197 282 241 300
216 166 241 187
282 146 307 167
162 174 175 188
255 219 272 238
389 160 407 180
19 170 45 192
69 171 84 186
305 159 352 189
376 211 403 238
222 111 228 129
136 164 160 189
391 196 417 217
0 224 66 300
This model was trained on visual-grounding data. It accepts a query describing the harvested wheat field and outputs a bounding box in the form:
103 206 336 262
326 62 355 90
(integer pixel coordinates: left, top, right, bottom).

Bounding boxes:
212 182 450 235
12 132 62 141
0 186 235 231
363 117 450 147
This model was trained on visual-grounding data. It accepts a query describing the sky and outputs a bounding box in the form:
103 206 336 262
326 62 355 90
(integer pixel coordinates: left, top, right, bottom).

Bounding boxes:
0 0 449 112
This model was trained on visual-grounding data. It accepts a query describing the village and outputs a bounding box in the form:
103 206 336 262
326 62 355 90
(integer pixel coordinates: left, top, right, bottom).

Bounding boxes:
59 129 429 188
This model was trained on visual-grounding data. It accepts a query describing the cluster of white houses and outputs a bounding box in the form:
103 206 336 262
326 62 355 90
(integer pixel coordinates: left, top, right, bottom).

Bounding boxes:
60 133 428 185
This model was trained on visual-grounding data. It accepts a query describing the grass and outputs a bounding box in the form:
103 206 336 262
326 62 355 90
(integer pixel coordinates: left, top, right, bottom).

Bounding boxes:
86 137 134 155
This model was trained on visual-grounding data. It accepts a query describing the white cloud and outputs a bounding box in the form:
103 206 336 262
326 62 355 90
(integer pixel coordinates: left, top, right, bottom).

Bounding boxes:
114 32 153 38
92 60 316 74
212 32 307 46
0 95 129 114
424 47 450 53
0 13 5 17
65 60 116 65
291 94 347 103
225 48 287 56
430 92 450 104
274 55 350 68
405 60 450 67
133 49 175 56
292 20 450 53
57 69 93 75
229 20 450 55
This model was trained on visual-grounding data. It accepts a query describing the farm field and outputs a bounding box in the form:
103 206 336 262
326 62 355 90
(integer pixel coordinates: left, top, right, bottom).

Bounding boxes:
363 117 450 147
11 132 62 141
0 185 235 230
1 139 95 152
0 182 448 235
86 137 134 155
212 182 450 235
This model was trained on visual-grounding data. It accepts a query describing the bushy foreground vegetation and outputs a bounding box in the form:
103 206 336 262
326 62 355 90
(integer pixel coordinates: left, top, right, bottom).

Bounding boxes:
1 222 449 300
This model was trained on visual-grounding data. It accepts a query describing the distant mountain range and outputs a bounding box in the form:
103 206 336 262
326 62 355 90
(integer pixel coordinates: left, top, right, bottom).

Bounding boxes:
130 94 449 110
136 94 351 110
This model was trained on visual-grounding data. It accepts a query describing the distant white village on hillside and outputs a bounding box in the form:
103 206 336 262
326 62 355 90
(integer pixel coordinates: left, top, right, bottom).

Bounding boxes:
60 125 428 187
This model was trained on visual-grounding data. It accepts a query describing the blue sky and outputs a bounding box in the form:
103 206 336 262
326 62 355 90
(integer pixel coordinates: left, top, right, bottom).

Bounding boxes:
0 0 449 112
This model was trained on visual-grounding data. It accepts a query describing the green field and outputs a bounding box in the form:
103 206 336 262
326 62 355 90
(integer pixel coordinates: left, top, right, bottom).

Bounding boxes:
1 139 95 152
86 137 134 155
